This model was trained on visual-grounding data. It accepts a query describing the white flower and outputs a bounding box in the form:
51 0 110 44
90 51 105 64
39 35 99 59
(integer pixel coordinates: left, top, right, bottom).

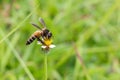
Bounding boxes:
37 38 56 51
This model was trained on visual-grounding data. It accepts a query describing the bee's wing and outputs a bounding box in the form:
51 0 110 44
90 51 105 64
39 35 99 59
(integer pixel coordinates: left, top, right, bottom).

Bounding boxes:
39 17 46 28
31 23 42 30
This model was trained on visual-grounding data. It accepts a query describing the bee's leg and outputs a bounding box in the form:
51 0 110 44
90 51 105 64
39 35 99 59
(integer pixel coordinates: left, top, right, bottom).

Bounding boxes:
37 38 45 45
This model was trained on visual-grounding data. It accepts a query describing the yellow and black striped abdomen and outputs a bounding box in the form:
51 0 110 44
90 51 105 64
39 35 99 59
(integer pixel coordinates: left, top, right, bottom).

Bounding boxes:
26 36 36 45
26 30 42 45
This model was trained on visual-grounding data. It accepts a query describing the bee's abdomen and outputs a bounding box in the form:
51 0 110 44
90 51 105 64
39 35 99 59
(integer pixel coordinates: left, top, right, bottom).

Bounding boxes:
26 30 42 45
26 36 36 45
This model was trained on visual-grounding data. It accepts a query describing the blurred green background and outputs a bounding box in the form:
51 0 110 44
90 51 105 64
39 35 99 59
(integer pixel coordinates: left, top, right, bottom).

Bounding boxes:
0 0 120 80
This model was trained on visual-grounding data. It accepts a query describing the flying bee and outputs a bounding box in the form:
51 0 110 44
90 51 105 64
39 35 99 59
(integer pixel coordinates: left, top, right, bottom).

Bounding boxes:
26 17 52 45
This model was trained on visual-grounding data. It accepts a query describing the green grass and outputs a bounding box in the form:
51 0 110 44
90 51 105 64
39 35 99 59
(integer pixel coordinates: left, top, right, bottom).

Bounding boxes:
0 0 120 80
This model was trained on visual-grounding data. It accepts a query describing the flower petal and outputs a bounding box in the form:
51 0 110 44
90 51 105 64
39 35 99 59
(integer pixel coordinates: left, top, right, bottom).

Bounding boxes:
41 45 47 49
37 41 42 45
49 45 56 48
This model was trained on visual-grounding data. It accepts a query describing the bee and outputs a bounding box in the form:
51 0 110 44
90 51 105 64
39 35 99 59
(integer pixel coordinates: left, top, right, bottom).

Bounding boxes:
26 18 55 51
26 18 52 45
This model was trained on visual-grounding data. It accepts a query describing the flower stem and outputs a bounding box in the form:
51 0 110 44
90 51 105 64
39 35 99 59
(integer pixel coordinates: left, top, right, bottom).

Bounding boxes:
44 54 47 80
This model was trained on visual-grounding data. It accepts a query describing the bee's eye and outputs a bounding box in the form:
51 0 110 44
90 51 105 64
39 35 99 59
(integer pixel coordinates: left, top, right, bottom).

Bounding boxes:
48 32 52 39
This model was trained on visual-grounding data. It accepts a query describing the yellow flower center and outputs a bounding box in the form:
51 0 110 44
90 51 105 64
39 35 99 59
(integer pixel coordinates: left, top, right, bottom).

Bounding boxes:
44 39 52 46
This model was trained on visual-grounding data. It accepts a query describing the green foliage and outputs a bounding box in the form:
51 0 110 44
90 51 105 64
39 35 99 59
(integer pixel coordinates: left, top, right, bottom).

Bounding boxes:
0 0 120 80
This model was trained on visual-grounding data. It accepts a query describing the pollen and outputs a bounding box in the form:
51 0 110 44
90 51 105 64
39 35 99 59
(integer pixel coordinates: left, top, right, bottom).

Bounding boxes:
44 39 52 46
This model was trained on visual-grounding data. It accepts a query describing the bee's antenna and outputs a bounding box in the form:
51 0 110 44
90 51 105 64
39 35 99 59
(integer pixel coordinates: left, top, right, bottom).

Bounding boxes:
31 23 42 30
39 17 46 28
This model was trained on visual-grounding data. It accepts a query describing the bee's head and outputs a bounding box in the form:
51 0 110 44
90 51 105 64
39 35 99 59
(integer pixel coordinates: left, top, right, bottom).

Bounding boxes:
43 29 52 39
47 32 52 39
